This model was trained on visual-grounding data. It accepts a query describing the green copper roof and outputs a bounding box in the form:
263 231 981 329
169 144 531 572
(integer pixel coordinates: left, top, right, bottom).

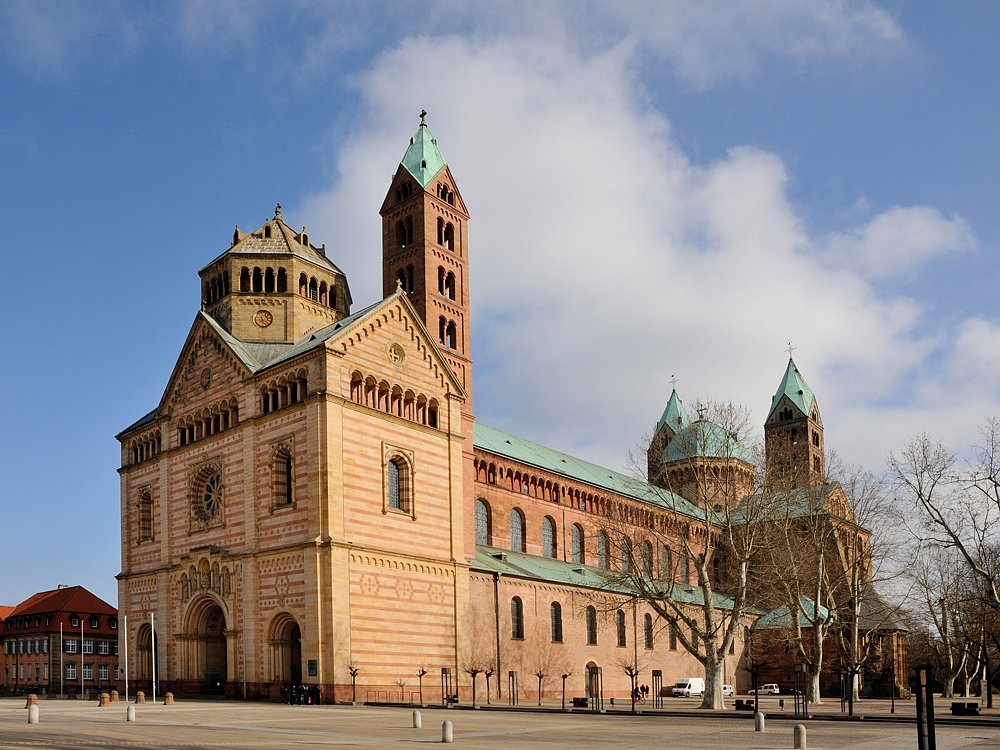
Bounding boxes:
752 596 830 631
767 357 816 420
401 121 447 187
473 423 703 518
664 420 750 463
657 389 691 432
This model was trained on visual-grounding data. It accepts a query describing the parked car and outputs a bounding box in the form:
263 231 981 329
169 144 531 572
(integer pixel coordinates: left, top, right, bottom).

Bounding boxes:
748 683 780 695
779 687 803 695
722 684 734 697
672 678 706 697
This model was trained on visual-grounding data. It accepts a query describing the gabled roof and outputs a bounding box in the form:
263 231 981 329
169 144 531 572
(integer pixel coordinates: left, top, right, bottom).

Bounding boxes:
657 389 690 433
7 586 116 618
0 606 14 621
209 207 346 279
752 596 831 630
767 357 816 421
401 120 447 187
473 423 703 518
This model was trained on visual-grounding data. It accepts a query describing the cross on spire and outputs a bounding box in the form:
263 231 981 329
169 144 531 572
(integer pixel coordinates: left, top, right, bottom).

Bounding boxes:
669 374 679 390
786 341 796 359
419 109 427 125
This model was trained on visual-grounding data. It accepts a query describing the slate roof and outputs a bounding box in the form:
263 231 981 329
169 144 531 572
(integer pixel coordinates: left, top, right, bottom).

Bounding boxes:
657 389 691 433
402 120 447 187
473 423 704 518
767 357 816 421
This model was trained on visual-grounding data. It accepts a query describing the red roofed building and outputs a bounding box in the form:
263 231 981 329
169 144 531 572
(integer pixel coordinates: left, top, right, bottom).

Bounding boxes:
1 585 119 696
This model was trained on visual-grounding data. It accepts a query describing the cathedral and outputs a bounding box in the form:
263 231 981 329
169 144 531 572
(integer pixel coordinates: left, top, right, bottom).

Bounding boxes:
117 116 898 702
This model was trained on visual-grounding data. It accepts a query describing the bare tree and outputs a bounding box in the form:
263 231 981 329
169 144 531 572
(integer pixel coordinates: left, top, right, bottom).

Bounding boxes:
611 400 770 710
394 674 409 703
345 661 361 703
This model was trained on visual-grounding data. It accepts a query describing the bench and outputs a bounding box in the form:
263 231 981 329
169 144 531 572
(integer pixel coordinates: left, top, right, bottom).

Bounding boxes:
734 699 756 711
951 702 981 716
572 697 588 708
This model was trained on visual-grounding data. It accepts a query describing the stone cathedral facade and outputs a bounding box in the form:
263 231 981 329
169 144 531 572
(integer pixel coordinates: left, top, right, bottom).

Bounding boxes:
117 118 890 702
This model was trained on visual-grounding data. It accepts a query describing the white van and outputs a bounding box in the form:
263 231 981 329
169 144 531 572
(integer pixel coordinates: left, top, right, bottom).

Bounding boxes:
672 677 705 697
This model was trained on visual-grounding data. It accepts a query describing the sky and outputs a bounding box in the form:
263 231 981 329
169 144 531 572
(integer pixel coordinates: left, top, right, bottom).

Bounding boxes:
2 1 1000 605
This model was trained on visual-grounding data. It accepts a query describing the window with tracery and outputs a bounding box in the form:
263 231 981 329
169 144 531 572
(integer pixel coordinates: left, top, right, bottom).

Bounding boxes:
137 489 153 542
509 508 525 552
542 516 556 558
571 524 584 564
616 610 627 647
474 499 491 546
586 606 598 645
550 602 563 643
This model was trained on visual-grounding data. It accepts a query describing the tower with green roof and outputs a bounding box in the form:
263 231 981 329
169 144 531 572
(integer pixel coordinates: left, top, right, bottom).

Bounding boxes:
647 388 690 484
764 357 825 489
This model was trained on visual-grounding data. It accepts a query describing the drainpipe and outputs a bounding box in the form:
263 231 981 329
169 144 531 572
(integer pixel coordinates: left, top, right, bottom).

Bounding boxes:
494 571 502 700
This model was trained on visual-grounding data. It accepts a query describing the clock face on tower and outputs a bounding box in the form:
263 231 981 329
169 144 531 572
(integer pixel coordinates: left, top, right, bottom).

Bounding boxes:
254 310 274 328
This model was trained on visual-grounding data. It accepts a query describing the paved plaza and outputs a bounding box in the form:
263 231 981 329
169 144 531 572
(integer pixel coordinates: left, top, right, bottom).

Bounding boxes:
1 698 999 749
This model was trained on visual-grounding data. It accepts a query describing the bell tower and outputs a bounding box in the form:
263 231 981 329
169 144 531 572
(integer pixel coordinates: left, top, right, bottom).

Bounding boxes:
380 113 472 405
764 356 825 489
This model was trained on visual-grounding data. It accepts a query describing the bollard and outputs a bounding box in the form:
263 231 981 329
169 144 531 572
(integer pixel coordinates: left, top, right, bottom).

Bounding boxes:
126 705 136 722
24 694 38 708
413 710 422 728
135 691 145 704
99 693 110 707
442 720 453 743
27 704 38 724
794 723 807 749
163 693 174 706
111 690 119 702
754 711 765 732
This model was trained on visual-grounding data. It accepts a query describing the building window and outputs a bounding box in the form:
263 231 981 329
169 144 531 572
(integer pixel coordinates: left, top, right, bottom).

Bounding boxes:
571 524 584 564
541 516 556 558
474 499 491 546
98 664 109 681
137 489 153 542
64 639 78 654
70 617 79 628
620 536 633 573
83 640 94 654
616 610 626 647
679 554 689 583
66 664 76 681
272 443 294 507
597 531 609 569
510 509 525 552
644 613 654 649
669 624 678 651
813 456 821 473
550 602 563 643
510 597 524 640
98 642 110 655
83 664 92 681
385 453 412 514
110 619 117 630
641 540 653 578
662 546 672 580
586 606 598 645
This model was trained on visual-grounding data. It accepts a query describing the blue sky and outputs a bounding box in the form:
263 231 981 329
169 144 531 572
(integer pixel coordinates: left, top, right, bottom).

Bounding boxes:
1 1 999 605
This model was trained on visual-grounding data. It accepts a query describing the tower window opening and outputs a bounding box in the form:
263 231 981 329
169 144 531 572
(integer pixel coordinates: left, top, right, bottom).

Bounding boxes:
240 267 250 292
813 456 821 473
437 217 444 245
443 222 454 250
445 321 457 350
299 273 307 296
444 272 455 300
264 268 275 293
397 221 407 248
438 266 446 295
319 281 328 306
421 159 427 169
252 268 263 293
301 233 308 246
309 277 318 301
277 268 287 293
812 430 820 447
405 216 413 245
264 224 272 239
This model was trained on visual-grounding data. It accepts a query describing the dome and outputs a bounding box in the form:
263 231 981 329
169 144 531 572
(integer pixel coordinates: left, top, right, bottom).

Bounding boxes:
663 420 749 463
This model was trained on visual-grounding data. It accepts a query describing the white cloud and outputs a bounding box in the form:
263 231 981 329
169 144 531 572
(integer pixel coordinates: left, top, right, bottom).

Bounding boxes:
824 206 974 279
299 34 980 472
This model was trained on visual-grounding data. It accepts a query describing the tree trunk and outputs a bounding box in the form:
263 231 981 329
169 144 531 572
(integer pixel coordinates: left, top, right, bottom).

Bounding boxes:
699 656 726 710
808 668 822 705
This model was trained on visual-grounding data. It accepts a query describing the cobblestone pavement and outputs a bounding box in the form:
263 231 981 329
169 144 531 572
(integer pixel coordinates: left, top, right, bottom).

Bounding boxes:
1 698 999 749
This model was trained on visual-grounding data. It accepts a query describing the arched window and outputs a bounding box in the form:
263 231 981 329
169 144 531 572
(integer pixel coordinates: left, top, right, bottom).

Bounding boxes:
571 524 584 564
597 531 609 569
438 317 447 346
444 272 456 300
510 597 524 639
264 268 275 293
550 602 563 643
644 613 654 649
299 273 307 296
641 540 653 578
397 221 407 248
474 500 491 546
616 610 626 648
277 268 287 293
445 321 457 349
137 490 153 542
264 224 272 239
662 546 672 580
510 508 525 552
240 267 250 292
437 217 444 245
309 277 318 301
679 553 689 584
444 222 454 250
319 281 328 305
813 456 821 472
252 268 263 293
542 516 556 558
586 606 598 645
397 269 408 292
621 536 633 573
273 443 293 507
669 623 678 650
386 456 411 513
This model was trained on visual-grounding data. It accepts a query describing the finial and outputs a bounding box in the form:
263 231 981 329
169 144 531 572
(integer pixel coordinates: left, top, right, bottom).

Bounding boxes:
274 203 282 219
697 405 707 421
395 277 404 291
786 341 796 359
669 374 679 391
419 109 427 125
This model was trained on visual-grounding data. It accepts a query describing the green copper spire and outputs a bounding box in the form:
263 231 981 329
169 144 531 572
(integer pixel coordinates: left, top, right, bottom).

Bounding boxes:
401 110 447 187
767 357 816 420
657 389 691 432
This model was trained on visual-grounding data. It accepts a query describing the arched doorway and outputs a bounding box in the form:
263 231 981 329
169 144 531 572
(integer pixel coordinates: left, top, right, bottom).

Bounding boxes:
185 598 227 695
268 613 302 686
